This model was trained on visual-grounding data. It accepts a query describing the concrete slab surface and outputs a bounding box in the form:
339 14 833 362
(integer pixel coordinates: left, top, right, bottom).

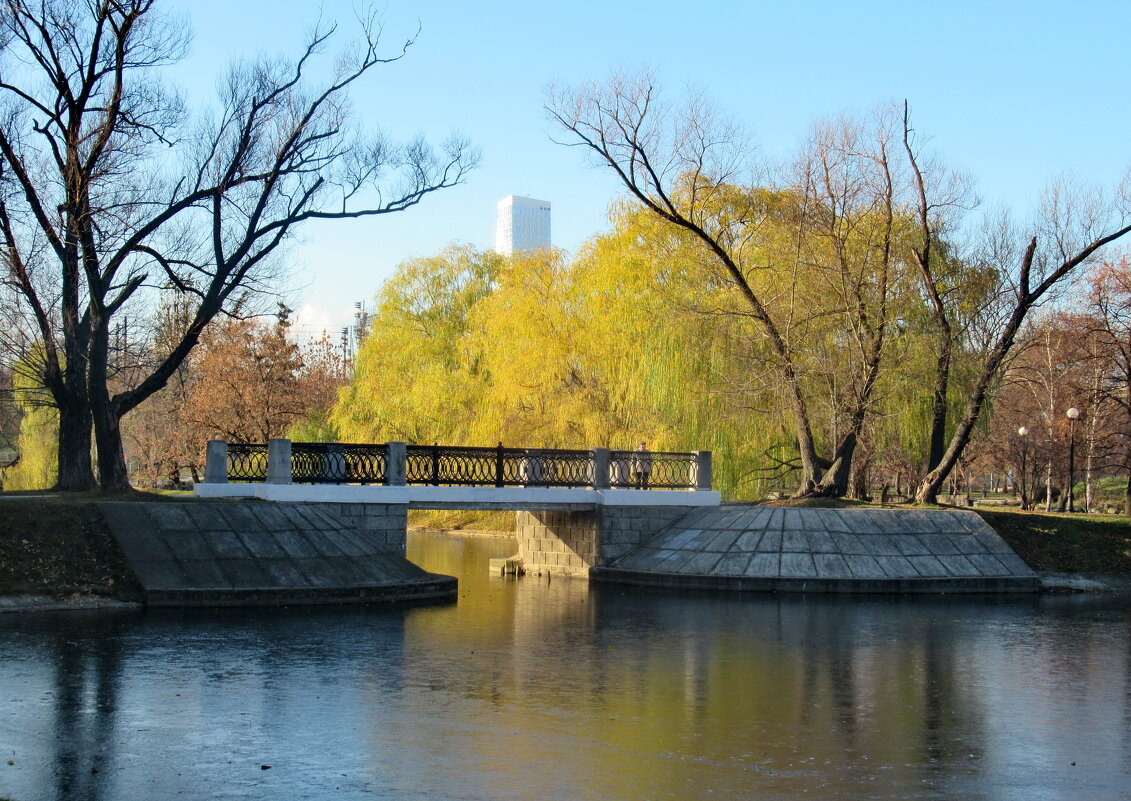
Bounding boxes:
96 502 455 607
608 506 1040 593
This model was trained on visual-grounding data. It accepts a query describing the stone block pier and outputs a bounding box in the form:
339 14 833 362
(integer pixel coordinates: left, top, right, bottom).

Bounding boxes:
515 505 703 576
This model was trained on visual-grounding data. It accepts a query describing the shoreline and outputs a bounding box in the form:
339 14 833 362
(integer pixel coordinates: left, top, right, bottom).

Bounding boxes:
3 500 1130 611
1038 571 1131 593
0 594 142 613
5 569 1131 616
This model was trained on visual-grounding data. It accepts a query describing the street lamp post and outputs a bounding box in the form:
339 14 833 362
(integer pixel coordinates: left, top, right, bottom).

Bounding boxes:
1066 407 1081 513
1018 426 1029 510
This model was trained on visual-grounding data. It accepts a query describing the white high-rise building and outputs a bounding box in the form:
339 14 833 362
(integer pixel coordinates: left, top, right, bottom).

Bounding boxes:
495 195 551 255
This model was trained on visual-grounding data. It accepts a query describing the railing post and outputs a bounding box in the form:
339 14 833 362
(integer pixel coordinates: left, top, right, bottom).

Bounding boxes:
267 438 293 485
386 441 407 486
695 450 713 491
430 443 440 486
522 448 543 487
205 439 228 483
592 447 610 490
495 442 504 488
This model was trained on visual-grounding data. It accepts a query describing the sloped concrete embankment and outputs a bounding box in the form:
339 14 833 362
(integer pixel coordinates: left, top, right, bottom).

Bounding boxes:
96 502 455 607
591 506 1039 593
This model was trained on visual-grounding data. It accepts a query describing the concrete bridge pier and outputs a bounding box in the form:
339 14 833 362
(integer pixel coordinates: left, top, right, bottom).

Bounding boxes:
515 505 699 576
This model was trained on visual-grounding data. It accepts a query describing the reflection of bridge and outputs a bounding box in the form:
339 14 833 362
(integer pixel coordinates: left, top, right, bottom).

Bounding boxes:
195 439 721 576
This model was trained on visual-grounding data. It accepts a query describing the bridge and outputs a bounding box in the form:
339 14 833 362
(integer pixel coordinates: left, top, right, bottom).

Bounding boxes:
195 439 721 576
189 439 1038 594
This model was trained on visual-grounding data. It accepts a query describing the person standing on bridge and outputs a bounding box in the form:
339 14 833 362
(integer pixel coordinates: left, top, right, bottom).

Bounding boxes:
631 442 652 489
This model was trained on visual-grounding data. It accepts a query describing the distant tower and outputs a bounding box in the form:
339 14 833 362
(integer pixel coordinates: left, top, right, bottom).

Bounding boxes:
495 195 551 255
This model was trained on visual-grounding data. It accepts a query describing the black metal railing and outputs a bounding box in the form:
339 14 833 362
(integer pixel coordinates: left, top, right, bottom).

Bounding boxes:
609 449 697 489
292 442 387 484
528 449 596 487
222 440 703 490
406 443 525 486
227 443 268 482
405 444 597 488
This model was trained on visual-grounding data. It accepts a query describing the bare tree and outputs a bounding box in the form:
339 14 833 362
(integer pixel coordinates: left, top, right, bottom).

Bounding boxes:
0 0 476 490
901 104 980 476
915 181 1131 503
1083 255 1131 514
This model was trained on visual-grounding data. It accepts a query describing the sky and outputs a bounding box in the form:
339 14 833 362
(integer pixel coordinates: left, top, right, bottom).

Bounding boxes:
166 0 1131 337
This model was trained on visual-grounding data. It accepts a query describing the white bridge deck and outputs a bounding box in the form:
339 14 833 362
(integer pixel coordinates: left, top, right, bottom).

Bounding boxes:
194 482 721 510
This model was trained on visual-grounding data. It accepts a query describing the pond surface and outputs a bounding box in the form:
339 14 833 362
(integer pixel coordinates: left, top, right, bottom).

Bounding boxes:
1 531 1130 801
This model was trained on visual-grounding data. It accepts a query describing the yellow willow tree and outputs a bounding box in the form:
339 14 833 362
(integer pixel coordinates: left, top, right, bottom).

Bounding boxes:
580 202 805 495
463 247 658 447
329 237 750 493
331 245 500 444
1 352 57 490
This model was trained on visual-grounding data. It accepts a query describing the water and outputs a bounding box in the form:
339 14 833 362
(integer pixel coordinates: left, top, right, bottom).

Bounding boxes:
1 531 1130 801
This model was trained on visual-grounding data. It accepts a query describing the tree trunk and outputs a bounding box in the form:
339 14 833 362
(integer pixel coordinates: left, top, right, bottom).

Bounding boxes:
848 455 870 500
916 270 1037 504
93 414 131 492
55 400 95 491
784 365 823 496
92 387 131 492
90 315 132 492
815 428 861 497
926 335 952 471
53 279 96 491
1045 458 1055 513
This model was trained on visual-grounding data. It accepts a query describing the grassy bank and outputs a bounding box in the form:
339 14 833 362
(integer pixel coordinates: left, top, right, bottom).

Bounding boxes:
0 493 144 598
974 508 1131 574
770 498 1131 575
407 508 516 533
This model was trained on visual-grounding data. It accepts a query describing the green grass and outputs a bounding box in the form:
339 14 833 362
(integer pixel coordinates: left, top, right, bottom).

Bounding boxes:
975 507 1131 574
765 496 1131 575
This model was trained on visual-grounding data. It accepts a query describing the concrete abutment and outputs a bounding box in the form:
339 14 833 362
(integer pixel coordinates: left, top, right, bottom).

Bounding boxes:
515 506 698 576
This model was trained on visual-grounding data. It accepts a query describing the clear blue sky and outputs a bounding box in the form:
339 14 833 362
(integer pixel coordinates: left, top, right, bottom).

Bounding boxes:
168 0 1131 335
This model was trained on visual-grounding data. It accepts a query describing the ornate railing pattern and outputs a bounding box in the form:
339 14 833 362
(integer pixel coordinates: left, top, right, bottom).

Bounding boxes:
610 449 697 489
530 449 596 487
405 445 597 488
227 443 268 482
221 440 705 490
406 444 524 486
292 442 387 484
